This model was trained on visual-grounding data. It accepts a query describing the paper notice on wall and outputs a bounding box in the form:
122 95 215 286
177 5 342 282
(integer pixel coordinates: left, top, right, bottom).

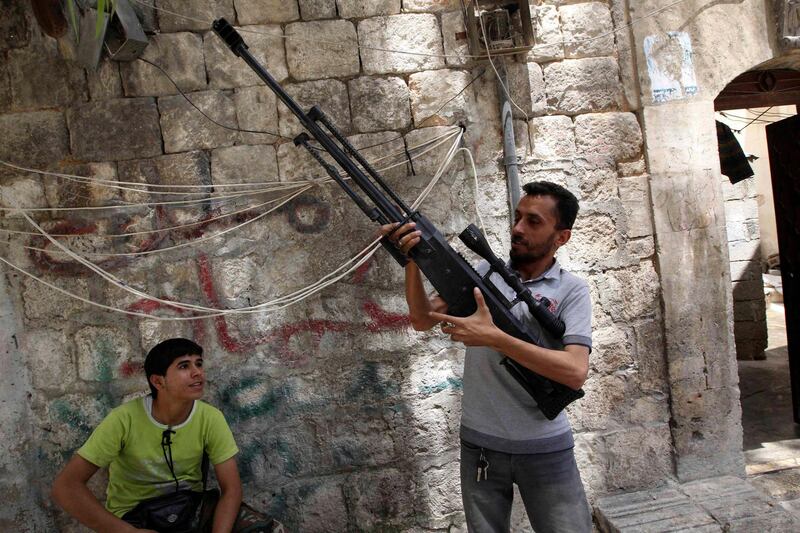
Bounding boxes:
643 31 699 103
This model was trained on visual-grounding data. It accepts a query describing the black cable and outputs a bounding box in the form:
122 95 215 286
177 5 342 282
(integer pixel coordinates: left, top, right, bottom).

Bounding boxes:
734 107 773 133
138 57 292 141
161 428 180 492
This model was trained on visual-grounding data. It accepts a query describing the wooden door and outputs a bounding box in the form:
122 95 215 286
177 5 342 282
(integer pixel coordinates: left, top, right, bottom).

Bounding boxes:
767 114 800 423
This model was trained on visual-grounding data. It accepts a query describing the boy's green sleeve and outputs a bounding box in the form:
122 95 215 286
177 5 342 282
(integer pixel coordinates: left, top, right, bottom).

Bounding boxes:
76 409 126 468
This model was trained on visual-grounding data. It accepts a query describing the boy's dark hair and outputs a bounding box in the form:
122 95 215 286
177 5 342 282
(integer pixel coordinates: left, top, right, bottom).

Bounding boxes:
522 181 580 230
144 338 203 398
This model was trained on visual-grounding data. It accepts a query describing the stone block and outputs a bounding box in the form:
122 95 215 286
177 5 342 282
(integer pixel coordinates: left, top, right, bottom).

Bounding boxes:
503 62 533 119
596 261 660 322
404 126 464 179
618 157 647 177
732 299 766 322
299 0 337 20
118 150 211 190
0 111 68 166
729 260 761 282
0 176 46 218
277 141 332 182
87 59 123 100
632 317 668 392
278 79 351 138
43 162 119 209
626 236 656 259
559 2 615 58
75 326 135 383
574 112 642 166
345 131 408 182
441 10 471 67
337 0 400 18
724 197 760 224
529 115 575 159
619 175 654 238
720 175 757 201
0 61 11 113
235 0 300 23
727 239 760 262
285 20 359 81
403 0 460 11
603 425 673 490
670 386 744 480
529 5 564 62
234 86 281 145
158 91 238 153
120 33 206 97
415 461 462 524
68 98 162 161
349 77 411 132
595 486 716 532
733 277 764 302
7 40 86 110
158 0 235 32
285 480 348 532
409 69 471 127
591 325 634 375
544 58 625 115
24 329 76 392
359 15 446 74
212 144 279 185
563 212 620 269
571 373 627 431
205 25 288 88
725 219 759 242
22 276 90 321
528 62 546 116
0 0 28 52
211 255 261 307
733 319 768 341
343 469 416 529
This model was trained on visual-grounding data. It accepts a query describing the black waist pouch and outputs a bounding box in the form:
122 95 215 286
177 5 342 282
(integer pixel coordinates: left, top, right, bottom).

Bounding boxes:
122 489 202 533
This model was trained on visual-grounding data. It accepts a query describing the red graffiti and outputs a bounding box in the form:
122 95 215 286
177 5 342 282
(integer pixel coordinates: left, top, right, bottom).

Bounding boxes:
195 254 409 366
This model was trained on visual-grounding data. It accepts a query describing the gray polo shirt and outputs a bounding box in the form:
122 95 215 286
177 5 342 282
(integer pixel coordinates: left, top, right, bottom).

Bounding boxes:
460 259 592 454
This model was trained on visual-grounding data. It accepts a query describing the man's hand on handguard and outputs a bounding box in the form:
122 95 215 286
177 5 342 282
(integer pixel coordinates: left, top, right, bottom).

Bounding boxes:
429 287 501 347
379 221 421 256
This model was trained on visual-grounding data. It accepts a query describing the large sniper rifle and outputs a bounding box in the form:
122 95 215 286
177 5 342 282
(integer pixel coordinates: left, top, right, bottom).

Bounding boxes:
212 19 584 419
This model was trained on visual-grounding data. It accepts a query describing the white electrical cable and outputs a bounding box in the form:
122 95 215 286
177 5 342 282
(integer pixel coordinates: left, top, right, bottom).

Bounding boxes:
6 130 466 318
1 130 460 253
0 129 460 213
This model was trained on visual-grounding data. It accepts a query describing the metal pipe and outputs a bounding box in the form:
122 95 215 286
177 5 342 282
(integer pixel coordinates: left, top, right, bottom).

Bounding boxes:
496 60 521 225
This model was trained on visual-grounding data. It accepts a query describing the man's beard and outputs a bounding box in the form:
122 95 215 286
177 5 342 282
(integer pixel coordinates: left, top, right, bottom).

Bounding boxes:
509 233 557 269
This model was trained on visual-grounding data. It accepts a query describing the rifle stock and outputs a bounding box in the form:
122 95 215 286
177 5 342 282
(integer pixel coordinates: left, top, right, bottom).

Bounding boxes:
213 19 584 419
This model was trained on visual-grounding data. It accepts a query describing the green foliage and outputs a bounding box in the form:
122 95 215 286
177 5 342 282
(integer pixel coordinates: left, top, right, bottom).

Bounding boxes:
63 0 117 42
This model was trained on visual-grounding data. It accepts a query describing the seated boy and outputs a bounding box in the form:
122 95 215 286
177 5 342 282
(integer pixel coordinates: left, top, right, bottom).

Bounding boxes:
52 338 278 532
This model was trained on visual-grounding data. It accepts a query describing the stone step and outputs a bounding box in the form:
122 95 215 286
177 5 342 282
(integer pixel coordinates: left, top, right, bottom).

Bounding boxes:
595 476 800 532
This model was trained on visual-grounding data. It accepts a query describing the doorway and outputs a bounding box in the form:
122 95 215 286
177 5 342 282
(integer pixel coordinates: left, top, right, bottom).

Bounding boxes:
715 68 800 513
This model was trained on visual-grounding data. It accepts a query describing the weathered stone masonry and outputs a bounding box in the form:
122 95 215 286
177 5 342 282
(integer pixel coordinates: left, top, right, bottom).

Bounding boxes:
1 0 793 531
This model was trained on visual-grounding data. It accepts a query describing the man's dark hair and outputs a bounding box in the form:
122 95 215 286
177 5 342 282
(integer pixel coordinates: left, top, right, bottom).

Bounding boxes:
144 338 203 398
522 181 580 230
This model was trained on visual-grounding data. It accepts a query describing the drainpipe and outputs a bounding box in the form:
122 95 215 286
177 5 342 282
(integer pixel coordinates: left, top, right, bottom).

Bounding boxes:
496 60 521 227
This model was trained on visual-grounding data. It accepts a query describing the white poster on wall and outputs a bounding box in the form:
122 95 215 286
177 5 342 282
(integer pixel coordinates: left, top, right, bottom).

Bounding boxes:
643 31 699 103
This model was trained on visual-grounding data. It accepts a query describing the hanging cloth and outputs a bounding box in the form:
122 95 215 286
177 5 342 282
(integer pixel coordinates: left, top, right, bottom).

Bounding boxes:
716 120 754 184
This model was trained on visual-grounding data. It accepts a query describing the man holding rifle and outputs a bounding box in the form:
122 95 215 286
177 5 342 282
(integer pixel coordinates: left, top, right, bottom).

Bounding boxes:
385 181 593 532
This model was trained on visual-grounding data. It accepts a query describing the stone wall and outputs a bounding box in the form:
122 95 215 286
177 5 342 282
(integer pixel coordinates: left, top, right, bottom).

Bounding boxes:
2 0 783 530
721 176 768 361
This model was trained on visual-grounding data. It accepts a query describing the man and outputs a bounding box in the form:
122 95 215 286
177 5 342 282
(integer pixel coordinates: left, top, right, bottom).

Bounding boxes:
385 181 593 532
52 338 242 532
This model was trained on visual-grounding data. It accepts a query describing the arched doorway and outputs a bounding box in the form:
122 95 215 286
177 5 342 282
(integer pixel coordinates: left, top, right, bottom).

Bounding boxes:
714 66 800 512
